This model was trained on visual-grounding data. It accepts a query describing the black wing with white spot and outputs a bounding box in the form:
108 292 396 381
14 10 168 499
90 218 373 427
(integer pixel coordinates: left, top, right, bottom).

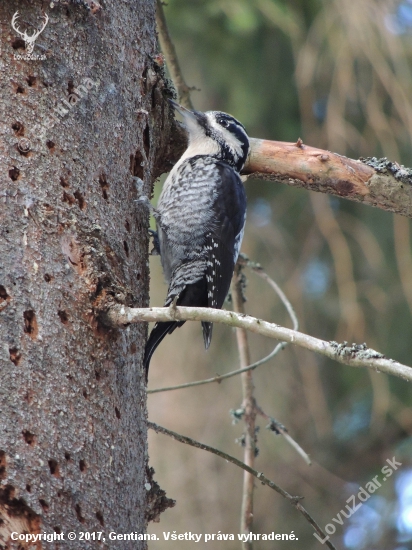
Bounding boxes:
206 161 247 312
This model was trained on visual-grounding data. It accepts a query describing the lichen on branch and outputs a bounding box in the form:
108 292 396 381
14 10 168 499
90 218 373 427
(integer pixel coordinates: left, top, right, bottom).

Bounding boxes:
105 304 412 383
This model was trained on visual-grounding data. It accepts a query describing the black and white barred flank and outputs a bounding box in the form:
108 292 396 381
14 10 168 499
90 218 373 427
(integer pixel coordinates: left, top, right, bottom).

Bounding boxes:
143 103 249 376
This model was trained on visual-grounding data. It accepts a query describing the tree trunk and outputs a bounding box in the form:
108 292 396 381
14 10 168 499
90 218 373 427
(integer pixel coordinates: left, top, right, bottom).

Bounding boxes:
0 1 172 547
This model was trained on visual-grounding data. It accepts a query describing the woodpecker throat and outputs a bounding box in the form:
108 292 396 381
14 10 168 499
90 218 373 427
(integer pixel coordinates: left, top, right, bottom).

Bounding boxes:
143 102 249 378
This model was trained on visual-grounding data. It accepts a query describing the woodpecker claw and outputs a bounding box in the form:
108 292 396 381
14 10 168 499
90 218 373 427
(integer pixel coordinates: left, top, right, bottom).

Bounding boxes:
168 295 179 320
135 194 162 224
148 229 160 256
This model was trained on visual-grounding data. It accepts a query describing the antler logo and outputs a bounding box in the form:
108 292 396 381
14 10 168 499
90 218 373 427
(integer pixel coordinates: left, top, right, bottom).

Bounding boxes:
11 12 49 54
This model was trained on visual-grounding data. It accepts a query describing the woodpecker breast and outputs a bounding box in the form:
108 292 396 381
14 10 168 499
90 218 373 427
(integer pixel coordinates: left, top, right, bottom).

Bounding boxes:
158 154 246 308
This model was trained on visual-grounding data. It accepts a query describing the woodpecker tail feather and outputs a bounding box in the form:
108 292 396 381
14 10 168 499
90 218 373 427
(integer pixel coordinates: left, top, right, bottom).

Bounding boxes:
202 322 213 349
143 321 185 380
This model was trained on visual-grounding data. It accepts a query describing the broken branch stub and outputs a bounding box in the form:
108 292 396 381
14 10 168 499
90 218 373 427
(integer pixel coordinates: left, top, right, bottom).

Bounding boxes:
244 138 412 218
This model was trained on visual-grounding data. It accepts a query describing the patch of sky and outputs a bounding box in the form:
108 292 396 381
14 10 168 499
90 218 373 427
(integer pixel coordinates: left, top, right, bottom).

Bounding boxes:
250 197 272 227
385 1 412 34
302 258 330 298
333 400 370 441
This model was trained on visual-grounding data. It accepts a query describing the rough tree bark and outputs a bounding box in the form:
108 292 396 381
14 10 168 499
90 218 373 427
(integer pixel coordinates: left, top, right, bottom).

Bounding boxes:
0 1 174 547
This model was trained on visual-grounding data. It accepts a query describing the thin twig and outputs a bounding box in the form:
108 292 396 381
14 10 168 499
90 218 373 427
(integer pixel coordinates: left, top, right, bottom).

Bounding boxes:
238 254 299 331
147 344 286 393
148 421 337 550
106 304 412 383
237 260 310 467
256 407 312 466
232 265 256 546
156 0 194 109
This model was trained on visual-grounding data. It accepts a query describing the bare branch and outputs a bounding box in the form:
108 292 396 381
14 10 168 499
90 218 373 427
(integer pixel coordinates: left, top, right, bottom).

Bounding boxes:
244 139 412 218
257 408 312 466
148 421 337 550
106 304 412 383
165 122 412 217
147 346 286 393
238 254 299 331
156 0 194 109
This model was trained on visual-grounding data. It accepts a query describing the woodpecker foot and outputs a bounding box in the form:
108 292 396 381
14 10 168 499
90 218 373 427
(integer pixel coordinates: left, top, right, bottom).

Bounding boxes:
148 229 160 256
168 295 179 318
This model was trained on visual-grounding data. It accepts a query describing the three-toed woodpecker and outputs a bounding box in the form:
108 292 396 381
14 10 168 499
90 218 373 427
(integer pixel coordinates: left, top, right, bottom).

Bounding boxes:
143 101 249 376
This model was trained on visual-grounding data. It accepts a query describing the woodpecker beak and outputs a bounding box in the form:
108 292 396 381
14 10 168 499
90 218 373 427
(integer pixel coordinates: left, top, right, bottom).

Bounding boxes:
169 99 200 122
168 99 208 138
168 99 188 113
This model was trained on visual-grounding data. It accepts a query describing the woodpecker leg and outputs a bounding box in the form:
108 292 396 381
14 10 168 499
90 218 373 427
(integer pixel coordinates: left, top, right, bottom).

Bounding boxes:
169 294 179 317
148 229 160 256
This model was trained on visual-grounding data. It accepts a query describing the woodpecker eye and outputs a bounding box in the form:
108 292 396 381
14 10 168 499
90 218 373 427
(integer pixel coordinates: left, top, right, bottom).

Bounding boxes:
218 118 230 128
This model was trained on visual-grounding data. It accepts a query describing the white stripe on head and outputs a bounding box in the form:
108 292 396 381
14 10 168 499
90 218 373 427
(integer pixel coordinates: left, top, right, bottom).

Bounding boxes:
173 108 248 169
179 111 221 162
206 112 245 160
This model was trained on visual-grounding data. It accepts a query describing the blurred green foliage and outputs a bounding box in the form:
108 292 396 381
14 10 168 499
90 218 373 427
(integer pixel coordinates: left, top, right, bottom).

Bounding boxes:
164 0 304 138
148 1 412 548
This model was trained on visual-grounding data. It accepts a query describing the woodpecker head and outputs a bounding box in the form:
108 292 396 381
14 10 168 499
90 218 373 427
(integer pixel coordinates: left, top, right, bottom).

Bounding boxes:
171 101 250 172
